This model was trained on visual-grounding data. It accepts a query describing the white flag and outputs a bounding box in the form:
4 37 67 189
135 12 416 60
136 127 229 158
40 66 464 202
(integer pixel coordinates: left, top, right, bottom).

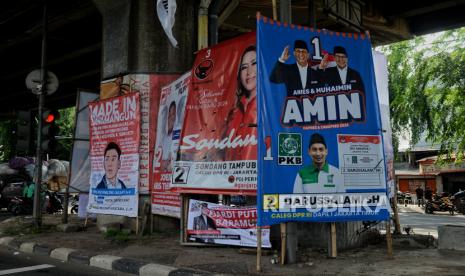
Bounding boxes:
157 0 178 47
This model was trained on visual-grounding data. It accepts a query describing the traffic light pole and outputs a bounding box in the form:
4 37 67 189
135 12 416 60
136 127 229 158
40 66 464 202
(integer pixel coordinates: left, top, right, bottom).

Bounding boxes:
33 3 47 228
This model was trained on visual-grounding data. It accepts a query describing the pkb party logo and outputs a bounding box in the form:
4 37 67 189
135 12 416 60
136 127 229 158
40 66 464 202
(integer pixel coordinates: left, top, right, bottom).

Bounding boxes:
278 133 302 165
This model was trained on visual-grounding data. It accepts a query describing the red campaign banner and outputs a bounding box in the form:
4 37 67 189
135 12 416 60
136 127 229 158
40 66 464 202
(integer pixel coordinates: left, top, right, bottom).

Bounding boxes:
172 32 258 194
338 134 381 144
87 93 140 217
151 72 190 218
148 74 181 192
99 74 179 193
204 207 258 229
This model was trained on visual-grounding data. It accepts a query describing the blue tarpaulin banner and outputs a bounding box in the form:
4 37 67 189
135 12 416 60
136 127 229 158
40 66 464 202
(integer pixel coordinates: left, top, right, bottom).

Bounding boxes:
256 15 389 226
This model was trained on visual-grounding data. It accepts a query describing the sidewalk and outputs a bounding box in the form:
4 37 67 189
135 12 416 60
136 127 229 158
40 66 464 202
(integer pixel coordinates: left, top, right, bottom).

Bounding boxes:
398 204 425 214
1 214 465 276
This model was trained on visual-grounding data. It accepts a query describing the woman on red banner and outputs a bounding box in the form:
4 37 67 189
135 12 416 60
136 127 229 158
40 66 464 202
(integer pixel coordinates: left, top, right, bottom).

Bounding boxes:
225 45 258 160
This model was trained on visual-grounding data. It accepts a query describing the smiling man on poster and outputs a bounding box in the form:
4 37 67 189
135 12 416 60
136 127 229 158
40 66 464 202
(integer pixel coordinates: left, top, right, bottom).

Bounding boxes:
257 15 389 225
269 40 321 96
319 46 365 92
293 133 343 194
96 142 127 189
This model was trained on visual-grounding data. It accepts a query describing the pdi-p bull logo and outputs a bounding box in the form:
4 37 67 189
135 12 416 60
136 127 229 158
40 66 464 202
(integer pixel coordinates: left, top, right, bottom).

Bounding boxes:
194 59 214 80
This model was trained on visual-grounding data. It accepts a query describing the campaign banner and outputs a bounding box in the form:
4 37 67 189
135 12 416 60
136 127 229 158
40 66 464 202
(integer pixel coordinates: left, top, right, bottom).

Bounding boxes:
87 93 140 217
257 16 389 225
100 74 180 193
373 51 395 199
172 32 258 194
151 72 190 217
187 199 271 248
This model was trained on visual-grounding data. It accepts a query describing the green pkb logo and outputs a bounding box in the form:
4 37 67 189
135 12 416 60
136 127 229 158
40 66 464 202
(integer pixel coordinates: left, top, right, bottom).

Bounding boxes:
278 133 302 165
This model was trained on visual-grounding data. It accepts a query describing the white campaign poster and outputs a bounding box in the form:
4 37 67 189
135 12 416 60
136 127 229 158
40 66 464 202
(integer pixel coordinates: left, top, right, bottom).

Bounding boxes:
152 72 190 217
373 51 395 198
87 94 140 217
337 134 386 190
187 199 271 248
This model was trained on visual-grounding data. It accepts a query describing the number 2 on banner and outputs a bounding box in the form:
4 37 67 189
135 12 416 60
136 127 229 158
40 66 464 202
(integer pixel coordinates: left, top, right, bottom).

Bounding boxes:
153 147 162 170
172 166 189 184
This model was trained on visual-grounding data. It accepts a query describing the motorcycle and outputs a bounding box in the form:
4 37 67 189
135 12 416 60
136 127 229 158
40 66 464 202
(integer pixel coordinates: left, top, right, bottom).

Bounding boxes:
70 194 79 214
425 195 456 215
44 190 63 214
7 196 33 215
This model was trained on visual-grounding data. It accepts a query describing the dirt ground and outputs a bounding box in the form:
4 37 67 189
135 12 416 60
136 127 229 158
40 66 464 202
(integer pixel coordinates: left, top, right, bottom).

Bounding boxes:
1 214 465 275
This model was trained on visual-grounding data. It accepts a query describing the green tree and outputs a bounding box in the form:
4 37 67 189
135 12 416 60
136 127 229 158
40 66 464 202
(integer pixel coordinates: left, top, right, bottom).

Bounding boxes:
0 120 16 161
54 107 76 160
379 27 465 159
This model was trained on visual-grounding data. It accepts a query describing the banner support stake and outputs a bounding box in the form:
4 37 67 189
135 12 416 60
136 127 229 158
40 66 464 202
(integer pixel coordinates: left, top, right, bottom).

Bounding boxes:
329 222 337 258
386 219 394 259
256 226 262 272
280 223 287 264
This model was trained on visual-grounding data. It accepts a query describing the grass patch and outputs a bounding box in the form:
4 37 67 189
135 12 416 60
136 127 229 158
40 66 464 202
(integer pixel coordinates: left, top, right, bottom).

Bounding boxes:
1 223 56 236
104 228 130 243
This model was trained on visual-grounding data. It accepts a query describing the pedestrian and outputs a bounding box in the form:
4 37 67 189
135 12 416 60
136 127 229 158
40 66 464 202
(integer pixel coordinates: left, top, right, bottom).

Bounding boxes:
424 186 433 202
415 185 424 206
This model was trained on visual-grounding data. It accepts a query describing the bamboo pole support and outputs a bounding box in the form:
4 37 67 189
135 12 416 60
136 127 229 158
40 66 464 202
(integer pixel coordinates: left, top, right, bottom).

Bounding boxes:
330 222 337 258
256 226 262 272
386 220 394 259
280 223 287 265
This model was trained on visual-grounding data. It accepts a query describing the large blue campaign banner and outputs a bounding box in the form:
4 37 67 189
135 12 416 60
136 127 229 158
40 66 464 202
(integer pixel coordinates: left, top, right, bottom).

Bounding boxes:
256 15 389 226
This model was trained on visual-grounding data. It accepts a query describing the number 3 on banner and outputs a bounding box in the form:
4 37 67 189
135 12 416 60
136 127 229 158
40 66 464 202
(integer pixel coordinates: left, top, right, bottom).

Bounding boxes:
172 166 189 184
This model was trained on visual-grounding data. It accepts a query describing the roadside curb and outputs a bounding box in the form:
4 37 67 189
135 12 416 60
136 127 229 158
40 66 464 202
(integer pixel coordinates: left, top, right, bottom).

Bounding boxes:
0 236 225 276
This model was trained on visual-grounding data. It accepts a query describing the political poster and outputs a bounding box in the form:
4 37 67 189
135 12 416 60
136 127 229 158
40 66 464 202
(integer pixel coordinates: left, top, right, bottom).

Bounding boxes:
100 74 180 194
172 32 258 194
256 15 389 225
187 199 271 248
69 90 98 193
87 93 140 217
373 51 395 199
152 72 190 217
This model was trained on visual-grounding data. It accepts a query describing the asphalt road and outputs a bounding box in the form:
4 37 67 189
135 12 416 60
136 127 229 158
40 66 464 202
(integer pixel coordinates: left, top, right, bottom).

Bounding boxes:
0 246 134 276
398 206 465 237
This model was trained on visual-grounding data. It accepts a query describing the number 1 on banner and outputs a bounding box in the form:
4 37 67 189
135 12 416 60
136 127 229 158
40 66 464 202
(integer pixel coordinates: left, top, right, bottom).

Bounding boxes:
311 36 322 60
264 136 274 160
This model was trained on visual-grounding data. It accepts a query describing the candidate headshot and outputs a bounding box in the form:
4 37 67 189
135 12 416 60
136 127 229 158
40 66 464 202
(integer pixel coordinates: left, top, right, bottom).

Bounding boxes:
293 133 342 194
269 40 320 96
167 101 176 136
319 45 364 92
192 202 217 243
96 142 127 189
160 101 177 172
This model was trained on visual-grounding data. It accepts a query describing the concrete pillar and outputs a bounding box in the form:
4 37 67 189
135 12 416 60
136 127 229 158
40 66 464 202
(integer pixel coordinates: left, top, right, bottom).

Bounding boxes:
93 0 195 78
92 0 196 230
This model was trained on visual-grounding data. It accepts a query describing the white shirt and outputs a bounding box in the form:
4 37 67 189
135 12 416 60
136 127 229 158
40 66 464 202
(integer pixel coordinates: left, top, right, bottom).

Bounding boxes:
105 176 124 189
297 63 308 89
162 131 174 161
337 66 348 84
293 164 344 194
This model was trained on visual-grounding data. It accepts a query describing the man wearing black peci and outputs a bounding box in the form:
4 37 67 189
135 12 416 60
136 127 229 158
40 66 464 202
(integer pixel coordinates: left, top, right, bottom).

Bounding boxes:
319 46 365 92
269 40 321 96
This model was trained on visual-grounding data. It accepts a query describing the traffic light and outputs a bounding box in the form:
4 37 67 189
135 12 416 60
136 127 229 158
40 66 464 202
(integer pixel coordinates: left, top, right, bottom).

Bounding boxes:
16 110 32 154
41 109 60 152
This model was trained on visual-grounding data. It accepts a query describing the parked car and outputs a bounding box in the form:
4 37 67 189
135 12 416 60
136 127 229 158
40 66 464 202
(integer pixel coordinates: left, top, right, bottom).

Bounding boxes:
0 174 30 209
